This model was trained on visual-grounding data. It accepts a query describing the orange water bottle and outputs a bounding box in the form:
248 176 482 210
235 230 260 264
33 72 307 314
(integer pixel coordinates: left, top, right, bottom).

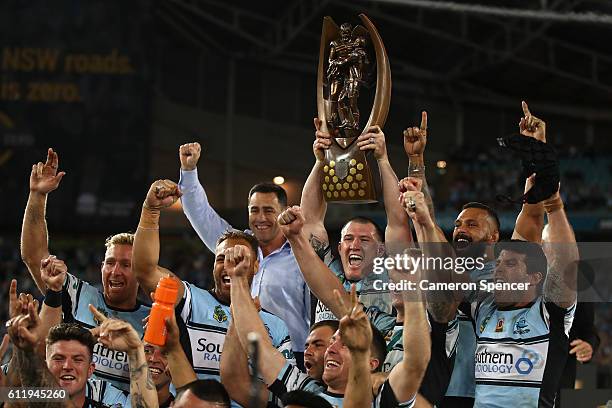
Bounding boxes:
144 276 179 346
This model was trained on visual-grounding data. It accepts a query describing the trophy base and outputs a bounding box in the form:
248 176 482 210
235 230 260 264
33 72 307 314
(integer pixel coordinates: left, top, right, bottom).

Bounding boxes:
321 143 378 203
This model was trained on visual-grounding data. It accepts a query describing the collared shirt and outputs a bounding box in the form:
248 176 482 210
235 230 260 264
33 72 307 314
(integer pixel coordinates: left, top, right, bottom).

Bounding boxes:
179 168 310 352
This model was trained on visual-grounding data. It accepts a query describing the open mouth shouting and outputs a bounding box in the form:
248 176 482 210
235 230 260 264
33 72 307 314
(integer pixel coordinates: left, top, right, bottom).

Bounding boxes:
347 253 363 268
108 279 125 291
221 274 231 287
453 233 473 250
325 358 342 370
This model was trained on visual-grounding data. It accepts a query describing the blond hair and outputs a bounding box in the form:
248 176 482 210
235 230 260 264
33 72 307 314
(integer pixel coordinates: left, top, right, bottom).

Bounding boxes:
105 232 134 248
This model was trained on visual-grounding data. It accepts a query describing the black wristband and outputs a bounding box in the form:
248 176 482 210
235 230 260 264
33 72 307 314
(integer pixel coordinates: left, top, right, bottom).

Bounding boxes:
44 289 63 308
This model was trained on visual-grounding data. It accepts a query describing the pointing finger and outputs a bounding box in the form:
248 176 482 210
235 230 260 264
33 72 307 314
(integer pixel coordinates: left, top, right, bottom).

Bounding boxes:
521 101 531 117
89 304 107 324
420 111 427 131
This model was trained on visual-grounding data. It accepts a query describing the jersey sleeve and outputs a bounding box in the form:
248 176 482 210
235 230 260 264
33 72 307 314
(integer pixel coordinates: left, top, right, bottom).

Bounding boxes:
267 361 323 397
62 272 98 320
374 379 416 408
367 306 396 335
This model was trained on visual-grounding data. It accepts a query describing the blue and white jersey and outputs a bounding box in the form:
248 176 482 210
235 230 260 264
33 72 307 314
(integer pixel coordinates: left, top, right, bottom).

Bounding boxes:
314 256 392 323
85 378 130 407
269 362 415 408
446 261 496 398
178 281 293 379
62 272 151 391
461 296 576 408
368 308 458 405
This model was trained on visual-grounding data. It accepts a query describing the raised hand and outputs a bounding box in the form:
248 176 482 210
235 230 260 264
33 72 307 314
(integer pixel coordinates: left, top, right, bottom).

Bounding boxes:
401 190 432 227
403 111 428 157
40 255 67 292
519 101 546 143
313 118 332 162
179 142 202 171
144 179 182 211
7 300 42 351
357 125 387 161
89 305 142 353
29 148 65 194
223 244 252 280
336 284 372 353
277 206 305 239
9 280 36 320
161 312 181 354
398 176 423 193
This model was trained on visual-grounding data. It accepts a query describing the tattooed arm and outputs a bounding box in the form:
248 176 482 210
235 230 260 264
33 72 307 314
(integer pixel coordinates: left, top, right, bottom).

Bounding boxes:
89 305 159 408
6 298 75 408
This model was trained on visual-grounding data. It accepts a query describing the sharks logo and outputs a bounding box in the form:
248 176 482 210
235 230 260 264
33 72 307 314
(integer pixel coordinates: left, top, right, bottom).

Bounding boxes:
513 316 530 335
213 305 228 323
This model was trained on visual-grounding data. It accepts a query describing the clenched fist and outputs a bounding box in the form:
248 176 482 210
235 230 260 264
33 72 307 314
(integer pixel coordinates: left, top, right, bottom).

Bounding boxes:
277 206 305 239
179 142 202 171
144 179 182 211
41 255 68 292
224 245 253 280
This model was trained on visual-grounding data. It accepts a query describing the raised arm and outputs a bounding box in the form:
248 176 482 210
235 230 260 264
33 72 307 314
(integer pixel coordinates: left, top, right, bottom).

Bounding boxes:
36 255 68 357
160 309 197 388
278 206 349 319
387 287 431 403
541 188 577 308
133 180 185 302
300 119 331 249
178 142 232 251
225 245 287 386
220 318 268 407
357 126 413 245
20 148 65 294
512 102 546 243
7 298 76 408
89 305 159 408
401 190 466 323
403 112 436 222
338 286 374 408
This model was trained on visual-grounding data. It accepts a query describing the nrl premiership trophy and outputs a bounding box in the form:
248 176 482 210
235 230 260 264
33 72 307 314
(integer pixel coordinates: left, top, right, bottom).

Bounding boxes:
317 14 391 203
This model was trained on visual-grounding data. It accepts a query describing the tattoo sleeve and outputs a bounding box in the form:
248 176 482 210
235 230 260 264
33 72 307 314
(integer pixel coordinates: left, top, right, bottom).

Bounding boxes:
128 348 158 408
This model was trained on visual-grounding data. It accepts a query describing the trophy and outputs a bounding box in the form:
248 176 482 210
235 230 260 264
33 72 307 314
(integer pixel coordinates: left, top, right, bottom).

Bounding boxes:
317 14 391 203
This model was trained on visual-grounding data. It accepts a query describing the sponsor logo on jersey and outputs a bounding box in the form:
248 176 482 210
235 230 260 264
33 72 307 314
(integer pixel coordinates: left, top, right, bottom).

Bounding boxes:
191 329 226 371
213 305 227 323
475 344 546 380
92 342 130 376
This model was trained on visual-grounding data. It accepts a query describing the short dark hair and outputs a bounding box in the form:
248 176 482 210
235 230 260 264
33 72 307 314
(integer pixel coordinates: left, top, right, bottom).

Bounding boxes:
46 323 96 361
176 379 230 406
341 216 385 243
310 319 339 333
216 229 260 257
494 240 547 277
248 182 288 207
370 324 388 372
281 390 333 408
461 202 501 232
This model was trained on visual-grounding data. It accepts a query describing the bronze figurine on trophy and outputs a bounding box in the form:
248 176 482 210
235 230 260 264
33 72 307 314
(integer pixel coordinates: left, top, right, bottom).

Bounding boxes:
317 14 391 203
